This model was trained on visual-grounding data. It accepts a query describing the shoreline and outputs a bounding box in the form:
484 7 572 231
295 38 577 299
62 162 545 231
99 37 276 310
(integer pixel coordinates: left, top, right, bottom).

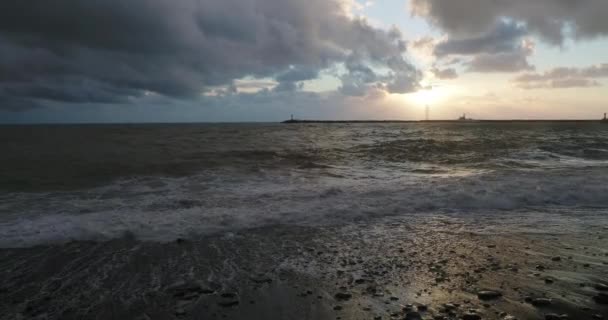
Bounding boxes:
1 215 606 320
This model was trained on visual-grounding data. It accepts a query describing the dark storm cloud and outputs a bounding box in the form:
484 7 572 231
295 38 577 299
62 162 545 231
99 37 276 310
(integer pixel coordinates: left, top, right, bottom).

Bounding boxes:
274 66 318 92
0 0 418 111
411 0 608 44
513 63 608 89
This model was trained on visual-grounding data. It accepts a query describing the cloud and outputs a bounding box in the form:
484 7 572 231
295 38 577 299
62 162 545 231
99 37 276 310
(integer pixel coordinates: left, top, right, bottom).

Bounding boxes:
434 21 527 57
0 83 415 123
431 67 458 80
467 40 535 73
338 48 421 96
410 0 608 76
0 0 419 111
410 36 437 51
410 0 608 44
431 21 535 73
513 63 608 89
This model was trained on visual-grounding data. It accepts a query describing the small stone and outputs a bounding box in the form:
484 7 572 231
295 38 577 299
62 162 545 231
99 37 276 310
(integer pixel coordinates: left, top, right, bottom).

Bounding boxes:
462 313 481 320
593 293 608 304
405 311 422 320
333 305 343 311
551 257 561 261
250 276 272 284
443 303 457 310
545 314 568 320
217 300 239 307
477 290 502 300
530 298 552 307
595 283 608 291
417 304 428 311
334 292 352 301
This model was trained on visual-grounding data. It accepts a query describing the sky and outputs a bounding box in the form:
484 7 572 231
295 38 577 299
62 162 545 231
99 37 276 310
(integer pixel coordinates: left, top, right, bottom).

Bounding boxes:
1 0 607 123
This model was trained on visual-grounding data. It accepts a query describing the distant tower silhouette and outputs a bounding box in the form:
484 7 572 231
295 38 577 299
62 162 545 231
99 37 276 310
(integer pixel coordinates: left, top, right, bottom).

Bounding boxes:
425 105 430 121
291 114 294 121
604 113 607 121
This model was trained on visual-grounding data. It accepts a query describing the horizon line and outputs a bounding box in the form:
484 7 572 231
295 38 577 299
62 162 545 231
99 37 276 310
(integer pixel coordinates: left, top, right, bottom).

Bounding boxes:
2 118 608 125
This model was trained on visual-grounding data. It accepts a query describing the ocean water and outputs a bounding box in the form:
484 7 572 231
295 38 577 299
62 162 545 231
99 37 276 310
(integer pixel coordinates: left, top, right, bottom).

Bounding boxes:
1 122 608 247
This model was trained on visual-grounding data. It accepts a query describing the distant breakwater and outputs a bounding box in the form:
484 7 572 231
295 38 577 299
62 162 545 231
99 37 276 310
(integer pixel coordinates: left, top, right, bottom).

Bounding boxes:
282 119 608 124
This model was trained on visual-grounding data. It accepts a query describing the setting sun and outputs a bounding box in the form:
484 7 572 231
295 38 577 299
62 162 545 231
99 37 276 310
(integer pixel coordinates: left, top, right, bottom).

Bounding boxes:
403 84 457 107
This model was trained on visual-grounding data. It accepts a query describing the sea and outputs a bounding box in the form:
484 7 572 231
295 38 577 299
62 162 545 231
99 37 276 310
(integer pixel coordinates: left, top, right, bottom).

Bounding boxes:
1 122 608 248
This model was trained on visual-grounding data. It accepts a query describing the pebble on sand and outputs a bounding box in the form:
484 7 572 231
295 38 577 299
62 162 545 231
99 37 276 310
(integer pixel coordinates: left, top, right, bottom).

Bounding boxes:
462 313 482 320
404 311 422 319
477 290 502 300
217 300 239 307
593 293 608 304
528 297 552 307
334 292 352 301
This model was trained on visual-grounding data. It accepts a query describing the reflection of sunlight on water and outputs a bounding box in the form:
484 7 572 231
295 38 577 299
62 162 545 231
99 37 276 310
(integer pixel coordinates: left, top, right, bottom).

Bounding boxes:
320 163 488 182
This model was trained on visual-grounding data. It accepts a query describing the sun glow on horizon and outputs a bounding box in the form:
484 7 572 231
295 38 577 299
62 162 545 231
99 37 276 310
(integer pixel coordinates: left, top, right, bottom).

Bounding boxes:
402 85 456 107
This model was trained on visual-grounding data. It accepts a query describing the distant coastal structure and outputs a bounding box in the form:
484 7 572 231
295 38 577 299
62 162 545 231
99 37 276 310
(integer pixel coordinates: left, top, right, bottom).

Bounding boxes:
282 114 608 124
283 114 298 123
458 113 472 121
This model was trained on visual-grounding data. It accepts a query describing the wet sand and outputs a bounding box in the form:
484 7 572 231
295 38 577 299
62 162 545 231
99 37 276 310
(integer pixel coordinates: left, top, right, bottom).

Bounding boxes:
1 215 607 320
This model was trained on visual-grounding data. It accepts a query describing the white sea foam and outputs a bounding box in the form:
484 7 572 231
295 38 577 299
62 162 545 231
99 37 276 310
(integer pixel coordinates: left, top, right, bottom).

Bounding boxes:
1 166 608 248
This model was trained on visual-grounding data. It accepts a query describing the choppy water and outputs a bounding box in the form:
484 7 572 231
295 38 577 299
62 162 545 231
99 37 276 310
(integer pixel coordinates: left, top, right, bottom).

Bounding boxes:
1 122 608 247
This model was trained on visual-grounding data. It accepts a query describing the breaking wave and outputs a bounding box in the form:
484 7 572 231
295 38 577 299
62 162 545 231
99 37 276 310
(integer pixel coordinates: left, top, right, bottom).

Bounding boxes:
1 166 607 247
2 122 608 247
